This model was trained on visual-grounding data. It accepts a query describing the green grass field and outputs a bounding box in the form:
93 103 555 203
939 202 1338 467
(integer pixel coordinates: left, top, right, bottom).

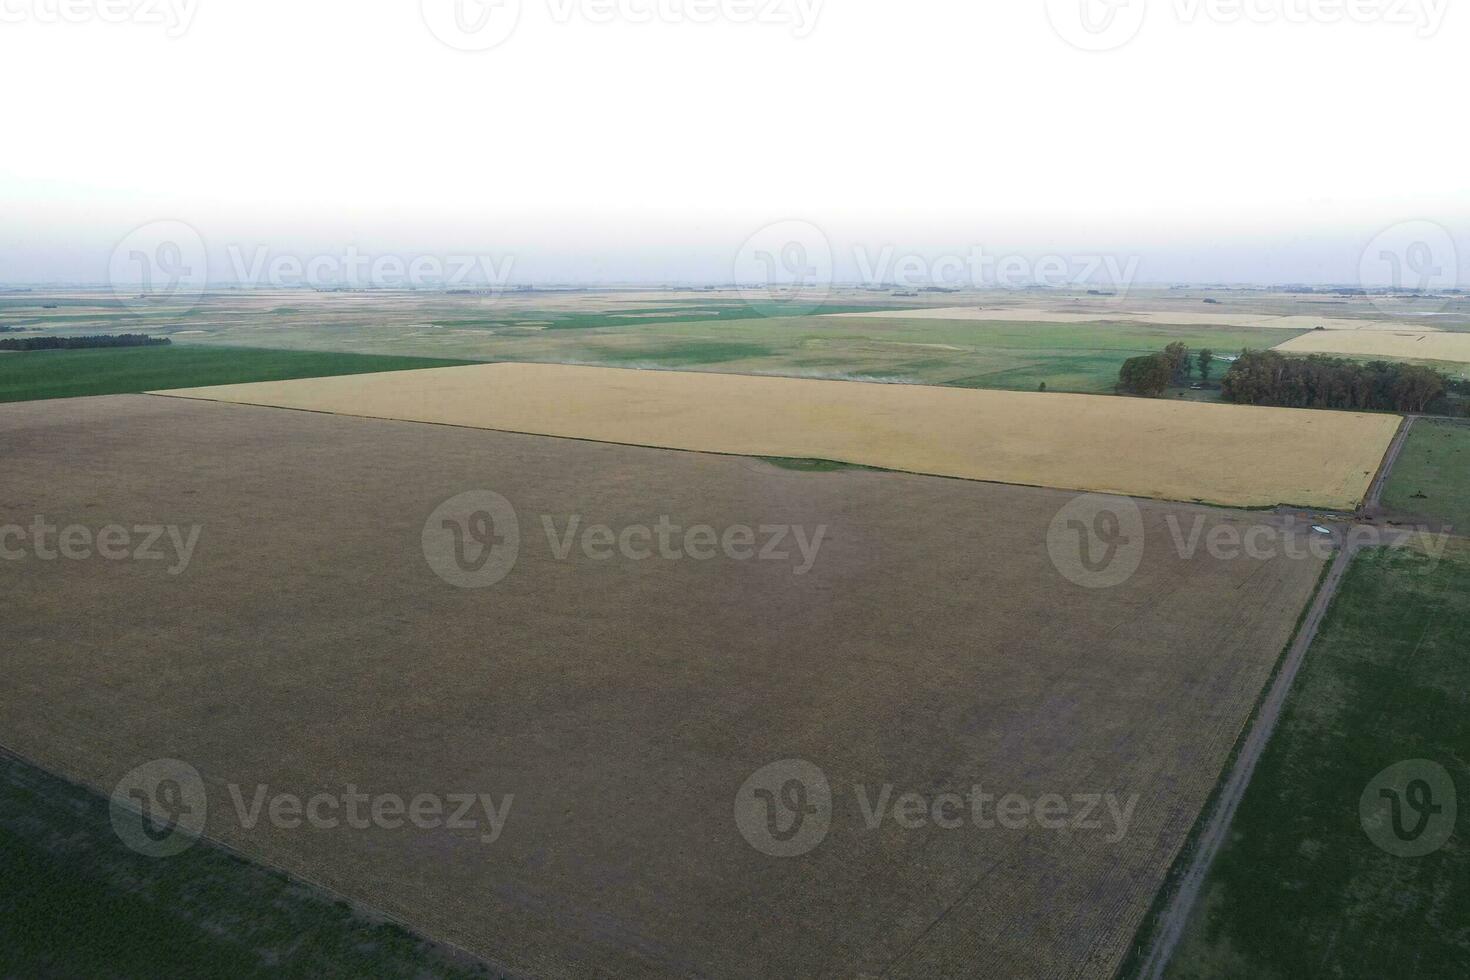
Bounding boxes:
1381 420 1470 532
1166 541 1470 979
0 753 492 979
473 316 1295 392
0 346 478 402
758 456 874 473
428 299 894 331
0 292 1305 395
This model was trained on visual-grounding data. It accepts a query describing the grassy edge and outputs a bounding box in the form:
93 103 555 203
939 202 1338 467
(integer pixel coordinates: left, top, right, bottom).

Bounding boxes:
0 743 509 979
757 456 887 473
0 345 484 403
1112 550 1339 980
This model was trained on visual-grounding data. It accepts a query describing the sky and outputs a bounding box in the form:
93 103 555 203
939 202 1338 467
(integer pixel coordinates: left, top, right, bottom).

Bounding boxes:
2 0 1466 286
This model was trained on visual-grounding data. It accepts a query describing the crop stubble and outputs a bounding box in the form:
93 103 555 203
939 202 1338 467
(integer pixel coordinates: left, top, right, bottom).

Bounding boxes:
0 394 1327 977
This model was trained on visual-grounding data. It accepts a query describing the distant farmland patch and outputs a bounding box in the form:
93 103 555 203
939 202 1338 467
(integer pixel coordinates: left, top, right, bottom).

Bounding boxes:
1273 328 1470 371
429 300 895 333
596 341 774 365
0 346 478 403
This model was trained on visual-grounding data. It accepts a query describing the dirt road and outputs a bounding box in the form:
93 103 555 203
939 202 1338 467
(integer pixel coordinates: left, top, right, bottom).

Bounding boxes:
1362 416 1415 514
1137 508 1421 977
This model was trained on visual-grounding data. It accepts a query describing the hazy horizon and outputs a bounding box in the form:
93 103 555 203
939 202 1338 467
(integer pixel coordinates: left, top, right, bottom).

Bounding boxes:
4 1 1466 288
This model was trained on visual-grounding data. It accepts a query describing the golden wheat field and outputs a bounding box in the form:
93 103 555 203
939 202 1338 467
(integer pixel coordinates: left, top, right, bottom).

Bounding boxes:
157 363 1401 509
1272 328 1470 367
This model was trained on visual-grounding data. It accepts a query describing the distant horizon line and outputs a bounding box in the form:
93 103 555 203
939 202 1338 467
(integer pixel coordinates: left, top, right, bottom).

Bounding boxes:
1 282 1463 294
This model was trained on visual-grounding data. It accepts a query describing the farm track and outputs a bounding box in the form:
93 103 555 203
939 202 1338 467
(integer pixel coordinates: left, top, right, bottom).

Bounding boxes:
1138 415 1421 979
1363 416 1415 513
1136 538 1358 979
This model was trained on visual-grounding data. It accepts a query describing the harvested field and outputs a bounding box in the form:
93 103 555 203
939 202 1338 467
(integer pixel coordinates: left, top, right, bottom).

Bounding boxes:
156 362 1401 509
828 307 1441 331
0 395 1330 978
1273 328 1470 367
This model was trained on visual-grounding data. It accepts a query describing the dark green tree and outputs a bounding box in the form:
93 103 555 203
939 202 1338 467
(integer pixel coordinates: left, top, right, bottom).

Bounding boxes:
1118 354 1172 397
1198 348 1215 381
1163 342 1192 383
1220 350 1447 412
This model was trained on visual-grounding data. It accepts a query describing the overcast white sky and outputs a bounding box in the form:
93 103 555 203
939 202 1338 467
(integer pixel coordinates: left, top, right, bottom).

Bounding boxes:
2 0 1466 284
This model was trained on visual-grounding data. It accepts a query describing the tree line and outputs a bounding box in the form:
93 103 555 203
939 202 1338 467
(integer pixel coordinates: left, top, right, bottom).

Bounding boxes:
1117 342 1458 414
0 334 171 352
1219 349 1448 413
1117 343 1215 397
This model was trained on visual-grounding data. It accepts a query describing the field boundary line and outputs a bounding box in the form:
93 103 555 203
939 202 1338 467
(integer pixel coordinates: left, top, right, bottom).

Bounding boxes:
1362 415 1414 513
0 742 521 980
1132 536 1364 979
140 391 1367 514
